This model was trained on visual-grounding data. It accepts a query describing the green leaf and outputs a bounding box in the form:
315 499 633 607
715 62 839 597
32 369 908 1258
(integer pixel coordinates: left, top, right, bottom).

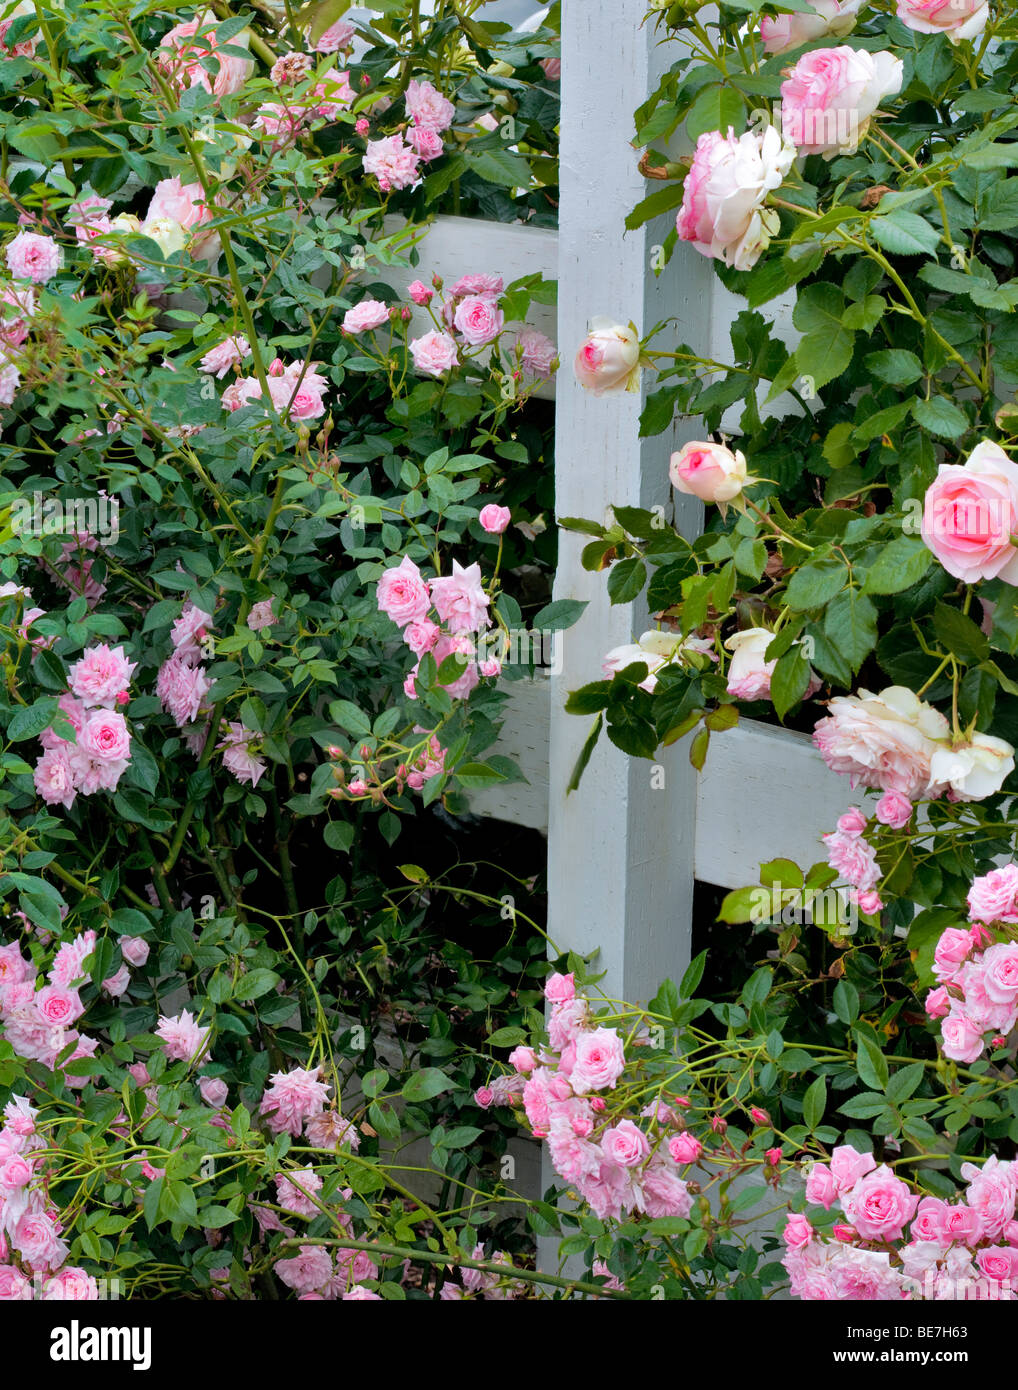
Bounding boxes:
785 555 846 610
933 602 989 663
886 1062 925 1106
832 978 860 1025
6 698 58 742
680 949 707 999
771 646 811 720
911 396 968 439
402 1068 456 1103
533 599 587 632
464 147 533 188
685 86 745 142
803 1075 827 1131
824 589 878 672
567 713 603 792
329 699 372 737
862 535 933 595
233 969 281 1001
607 557 647 605
870 211 941 256
625 181 686 231
796 328 854 391
864 349 923 387
855 1036 889 1093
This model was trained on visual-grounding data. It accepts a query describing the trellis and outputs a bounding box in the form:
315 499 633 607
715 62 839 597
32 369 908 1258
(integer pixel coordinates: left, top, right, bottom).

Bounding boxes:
389 0 855 1009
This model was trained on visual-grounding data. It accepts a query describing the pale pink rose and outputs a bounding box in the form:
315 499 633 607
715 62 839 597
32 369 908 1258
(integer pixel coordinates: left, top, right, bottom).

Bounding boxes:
102 964 130 998
43 1267 100 1300
548 998 588 1052
0 359 19 406
200 336 249 377
157 655 212 728
479 504 511 534
408 280 433 306
896 0 988 40
539 57 561 80
783 1213 814 1250
0 2 38 59
573 321 640 395
836 807 867 835
670 440 748 504
275 1167 323 1216
977 1245 1018 1284
49 931 95 990
269 50 313 85
823 828 879 892
33 746 76 809
571 1027 626 1095
962 1156 1018 1237
875 789 912 828
725 628 776 701
403 617 440 656
760 0 861 54
67 195 113 249
198 1076 228 1108
304 1111 359 1151
940 1009 985 1063
0 1267 32 1300
155 1009 210 1064
829 1145 876 1193
12 1210 67 1270
217 721 266 788
942 1203 985 1246
544 971 576 1003
933 926 977 981
812 687 950 800
6 231 60 284
377 556 430 627
840 1163 919 1241
428 634 479 699
0 282 35 345
638 1160 692 1219
362 134 421 191
669 1132 704 1165
805 1162 839 1209
453 295 504 347
407 126 443 162
275 1245 333 1294
343 299 391 334
409 329 458 377
68 643 136 707
260 1065 331 1137
508 1046 536 1074
78 709 130 762
601 1120 650 1168
156 18 252 97
516 326 557 377
405 79 455 132
171 602 213 658
314 18 354 52
781 48 903 156
925 986 950 1019
120 936 149 968
342 1285 382 1300
449 274 503 299
911 1196 950 1244
144 177 212 233
429 560 489 634
982 943 1018 1005
969 864 1018 924
676 126 795 270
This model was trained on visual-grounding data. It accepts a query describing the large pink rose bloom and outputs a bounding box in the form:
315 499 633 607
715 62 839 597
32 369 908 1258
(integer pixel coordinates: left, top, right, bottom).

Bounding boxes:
840 1164 919 1241
896 0 988 40
405 79 456 133
670 440 748 503
921 441 1018 585
157 17 253 97
781 48 903 156
377 556 430 627
812 686 950 799
968 863 1018 925
760 0 861 55
676 126 795 270
573 320 640 395
429 560 489 634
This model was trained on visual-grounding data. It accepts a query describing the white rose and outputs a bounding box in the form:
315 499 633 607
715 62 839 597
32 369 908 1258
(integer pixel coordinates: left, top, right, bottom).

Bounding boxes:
929 734 1015 801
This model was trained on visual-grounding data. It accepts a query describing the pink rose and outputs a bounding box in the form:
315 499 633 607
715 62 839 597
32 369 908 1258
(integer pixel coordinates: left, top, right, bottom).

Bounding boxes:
362 135 421 191
5 230 61 283
760 0 861 54
570 1027 626 1095
508 1046 536 1074
573 320 640 395
33 746 76 809
517 326 557 378
783 1213 814 1250
922 442 1018 585
829 1145 877 1193
377 556 430 627
676 126 796 270
963 1156 1017 1237
12 1211 67 1271
157 654 212 728
969 864 1018 925
941 1009 985 1064
836 807 867 835
840 1164 919 1241
812 686 950 800
68 643 136 707
941 1203 984 1246
102 965 130 998
78 709 131 762
409 329 458 377
157 18 252 97
934 926 977 981
601 1119 650 1168
781 47 903 156
544 971 575 1003
145 177 211 231
120 936 149 967
407 126 443 162
982 943 1018 1005
199 1076 229 1107
408 280 433 306
405 79 455 133
824 828 880 892
638 1161 692 1219
725 628 777 701
896 0 988 40
925 986 950 1020
479 503 511 534
668 1132 703 1165
403 617 440 656
343 299 391 334
200 336 249 377
429 560 489 634
453 295 504 347
875 790 912 829
155 1008 210 1064
670 440 748 504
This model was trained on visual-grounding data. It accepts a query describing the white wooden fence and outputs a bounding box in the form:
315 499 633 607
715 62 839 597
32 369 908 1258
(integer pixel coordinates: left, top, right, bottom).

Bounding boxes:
394 0 854 1009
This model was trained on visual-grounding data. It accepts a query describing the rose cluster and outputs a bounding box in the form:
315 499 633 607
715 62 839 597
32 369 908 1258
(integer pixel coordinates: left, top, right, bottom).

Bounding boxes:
33 644 136 809
785 1146 1018 1300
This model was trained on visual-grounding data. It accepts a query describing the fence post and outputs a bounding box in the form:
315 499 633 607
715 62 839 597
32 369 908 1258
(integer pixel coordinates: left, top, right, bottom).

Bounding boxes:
547 0 712 1007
